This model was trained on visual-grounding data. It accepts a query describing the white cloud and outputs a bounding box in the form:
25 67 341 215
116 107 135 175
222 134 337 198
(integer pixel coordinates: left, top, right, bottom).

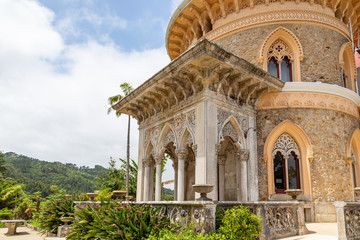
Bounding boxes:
0 0 170 167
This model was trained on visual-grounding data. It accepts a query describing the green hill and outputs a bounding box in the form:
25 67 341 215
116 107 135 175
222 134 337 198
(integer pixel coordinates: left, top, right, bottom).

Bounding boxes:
3 152 107 197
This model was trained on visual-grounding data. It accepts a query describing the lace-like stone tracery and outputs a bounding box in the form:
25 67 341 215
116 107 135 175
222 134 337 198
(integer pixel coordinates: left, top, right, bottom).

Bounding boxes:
272 133 300 157
268 39 294 62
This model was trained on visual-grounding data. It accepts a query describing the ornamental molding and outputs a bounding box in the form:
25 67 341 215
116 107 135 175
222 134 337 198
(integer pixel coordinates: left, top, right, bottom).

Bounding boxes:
267 39 294 62
272 133 300 158
258 88 360 119
203 10 350 43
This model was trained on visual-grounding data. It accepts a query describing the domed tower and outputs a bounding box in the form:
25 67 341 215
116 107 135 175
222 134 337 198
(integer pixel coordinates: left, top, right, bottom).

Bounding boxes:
113 0 360 223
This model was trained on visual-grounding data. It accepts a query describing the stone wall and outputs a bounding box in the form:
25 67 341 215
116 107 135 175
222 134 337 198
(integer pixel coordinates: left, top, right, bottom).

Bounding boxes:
216 24 348 86
256 108 358 208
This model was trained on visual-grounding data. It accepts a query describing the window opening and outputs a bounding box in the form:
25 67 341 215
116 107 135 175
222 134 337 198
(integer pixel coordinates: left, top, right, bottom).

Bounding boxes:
272 133 301 193
267 39 294 82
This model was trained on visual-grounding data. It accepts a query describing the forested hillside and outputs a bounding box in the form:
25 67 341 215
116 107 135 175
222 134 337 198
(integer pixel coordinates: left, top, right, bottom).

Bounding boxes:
3 152 107 197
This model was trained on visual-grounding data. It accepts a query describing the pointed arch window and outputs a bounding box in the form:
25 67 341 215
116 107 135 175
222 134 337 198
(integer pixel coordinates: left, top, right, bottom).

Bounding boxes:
272 133 301 193
267 39 294 82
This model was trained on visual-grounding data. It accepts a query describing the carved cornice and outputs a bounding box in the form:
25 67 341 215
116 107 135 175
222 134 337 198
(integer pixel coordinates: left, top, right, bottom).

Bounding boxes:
203 10 349 44
258 91 360 119
113 39 284 123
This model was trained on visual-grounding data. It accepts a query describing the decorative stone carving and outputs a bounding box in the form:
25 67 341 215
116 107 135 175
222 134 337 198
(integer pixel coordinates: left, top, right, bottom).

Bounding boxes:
176 149 188 160
217 109 232 130
154 155 163 165
265 206 296 233
258 91 360 119
267 39 294 62
238 150 250 161
174 114 186 138
143 158 154 167
163 129 176 146
222 121 238 141
192 144 198 158
218 155 226 165
272 133 300 157
168 206 190 225
187 110 196 131
204 10 349 48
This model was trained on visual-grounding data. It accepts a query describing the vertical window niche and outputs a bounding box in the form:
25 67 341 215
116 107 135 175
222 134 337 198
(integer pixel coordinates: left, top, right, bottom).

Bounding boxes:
272 133 301 193
267 39 294 82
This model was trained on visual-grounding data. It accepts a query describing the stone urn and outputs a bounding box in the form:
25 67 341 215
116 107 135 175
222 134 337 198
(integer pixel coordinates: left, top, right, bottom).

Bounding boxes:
193 184 214 201
60 217 73 226
112 190 127 200
86 193 99 201
285 189 303 200
354 187 360 201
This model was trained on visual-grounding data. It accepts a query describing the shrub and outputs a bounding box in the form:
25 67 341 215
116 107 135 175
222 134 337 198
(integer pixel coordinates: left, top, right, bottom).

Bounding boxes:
148 222 206 240
38 195 74 234
210 205 261 240
68 203 176 240
0 208 13 220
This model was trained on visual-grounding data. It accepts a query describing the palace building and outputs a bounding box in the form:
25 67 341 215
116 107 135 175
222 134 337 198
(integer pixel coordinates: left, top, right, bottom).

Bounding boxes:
112 0 360 223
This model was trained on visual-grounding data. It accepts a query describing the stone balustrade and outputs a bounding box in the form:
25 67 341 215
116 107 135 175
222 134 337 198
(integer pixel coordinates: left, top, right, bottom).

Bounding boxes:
334 201 360 240
74 200 306 240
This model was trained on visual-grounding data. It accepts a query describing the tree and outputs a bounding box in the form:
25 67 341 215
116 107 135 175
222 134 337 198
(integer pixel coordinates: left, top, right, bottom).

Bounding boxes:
96 157 137 196
0 151 7 177
108 82 134 197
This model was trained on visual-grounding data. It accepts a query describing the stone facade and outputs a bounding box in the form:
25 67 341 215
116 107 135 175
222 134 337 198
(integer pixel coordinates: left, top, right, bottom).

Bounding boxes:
216 24 348 86
257 108 359 221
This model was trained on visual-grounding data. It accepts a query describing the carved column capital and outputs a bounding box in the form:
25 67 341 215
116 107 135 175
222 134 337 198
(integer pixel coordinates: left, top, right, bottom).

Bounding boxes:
175 149 188 160
218 155 226 165
237 149 250 161
143 158 153 167
154 155 164 165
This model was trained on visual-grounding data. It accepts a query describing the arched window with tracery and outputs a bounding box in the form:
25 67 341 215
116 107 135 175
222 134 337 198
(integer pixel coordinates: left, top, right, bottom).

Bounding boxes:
267 39 294 82
272 133 301 193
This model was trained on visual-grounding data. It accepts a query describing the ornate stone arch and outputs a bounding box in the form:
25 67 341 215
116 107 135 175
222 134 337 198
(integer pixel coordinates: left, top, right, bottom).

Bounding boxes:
259 27 304 82
263 120 313 196
145 141 155 157
219 116 245 149
180 127 195 149
339 42 357 91
346 128 360 192
158 123 178 154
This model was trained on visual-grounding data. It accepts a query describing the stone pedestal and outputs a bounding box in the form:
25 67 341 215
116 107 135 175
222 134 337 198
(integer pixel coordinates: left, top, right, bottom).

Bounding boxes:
5 222 21 235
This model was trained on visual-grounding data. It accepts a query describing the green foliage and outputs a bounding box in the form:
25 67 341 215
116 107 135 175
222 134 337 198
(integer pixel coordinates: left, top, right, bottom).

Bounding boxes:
3 152 107 197
0 151 6 177
68 203 176 240
96 157 137 197
0 208 13 220
148 222 206 240
215 208 225 230
210 205 262 240
38 194 75 234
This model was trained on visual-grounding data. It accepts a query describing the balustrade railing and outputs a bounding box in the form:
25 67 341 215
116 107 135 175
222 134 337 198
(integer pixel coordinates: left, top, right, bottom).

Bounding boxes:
335 201 360 240
74 200 307 240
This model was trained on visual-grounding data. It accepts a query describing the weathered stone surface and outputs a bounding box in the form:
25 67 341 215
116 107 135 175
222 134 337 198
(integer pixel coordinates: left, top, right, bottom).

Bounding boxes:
216 24 348 86
257 108 358 202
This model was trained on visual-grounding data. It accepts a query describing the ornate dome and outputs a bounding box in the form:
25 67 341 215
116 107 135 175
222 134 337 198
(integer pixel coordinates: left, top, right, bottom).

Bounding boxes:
166 0 360 60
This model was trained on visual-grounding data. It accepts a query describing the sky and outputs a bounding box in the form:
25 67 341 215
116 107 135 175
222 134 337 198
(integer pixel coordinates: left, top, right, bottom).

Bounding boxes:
0 0 184 186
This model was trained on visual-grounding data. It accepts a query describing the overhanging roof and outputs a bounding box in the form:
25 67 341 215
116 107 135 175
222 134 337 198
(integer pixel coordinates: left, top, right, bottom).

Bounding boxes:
112 39 284 122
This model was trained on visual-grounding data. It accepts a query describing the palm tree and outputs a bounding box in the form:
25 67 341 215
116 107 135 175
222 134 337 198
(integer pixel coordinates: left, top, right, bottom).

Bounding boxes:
108 82 134 198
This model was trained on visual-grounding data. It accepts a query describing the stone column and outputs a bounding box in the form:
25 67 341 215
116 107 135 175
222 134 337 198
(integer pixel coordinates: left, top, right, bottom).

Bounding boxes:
143 158 153 201
239 150 249 202
176 149 188 201
154 155 163 201
218 155 226 201
172 159 178 201
248 115 259 201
